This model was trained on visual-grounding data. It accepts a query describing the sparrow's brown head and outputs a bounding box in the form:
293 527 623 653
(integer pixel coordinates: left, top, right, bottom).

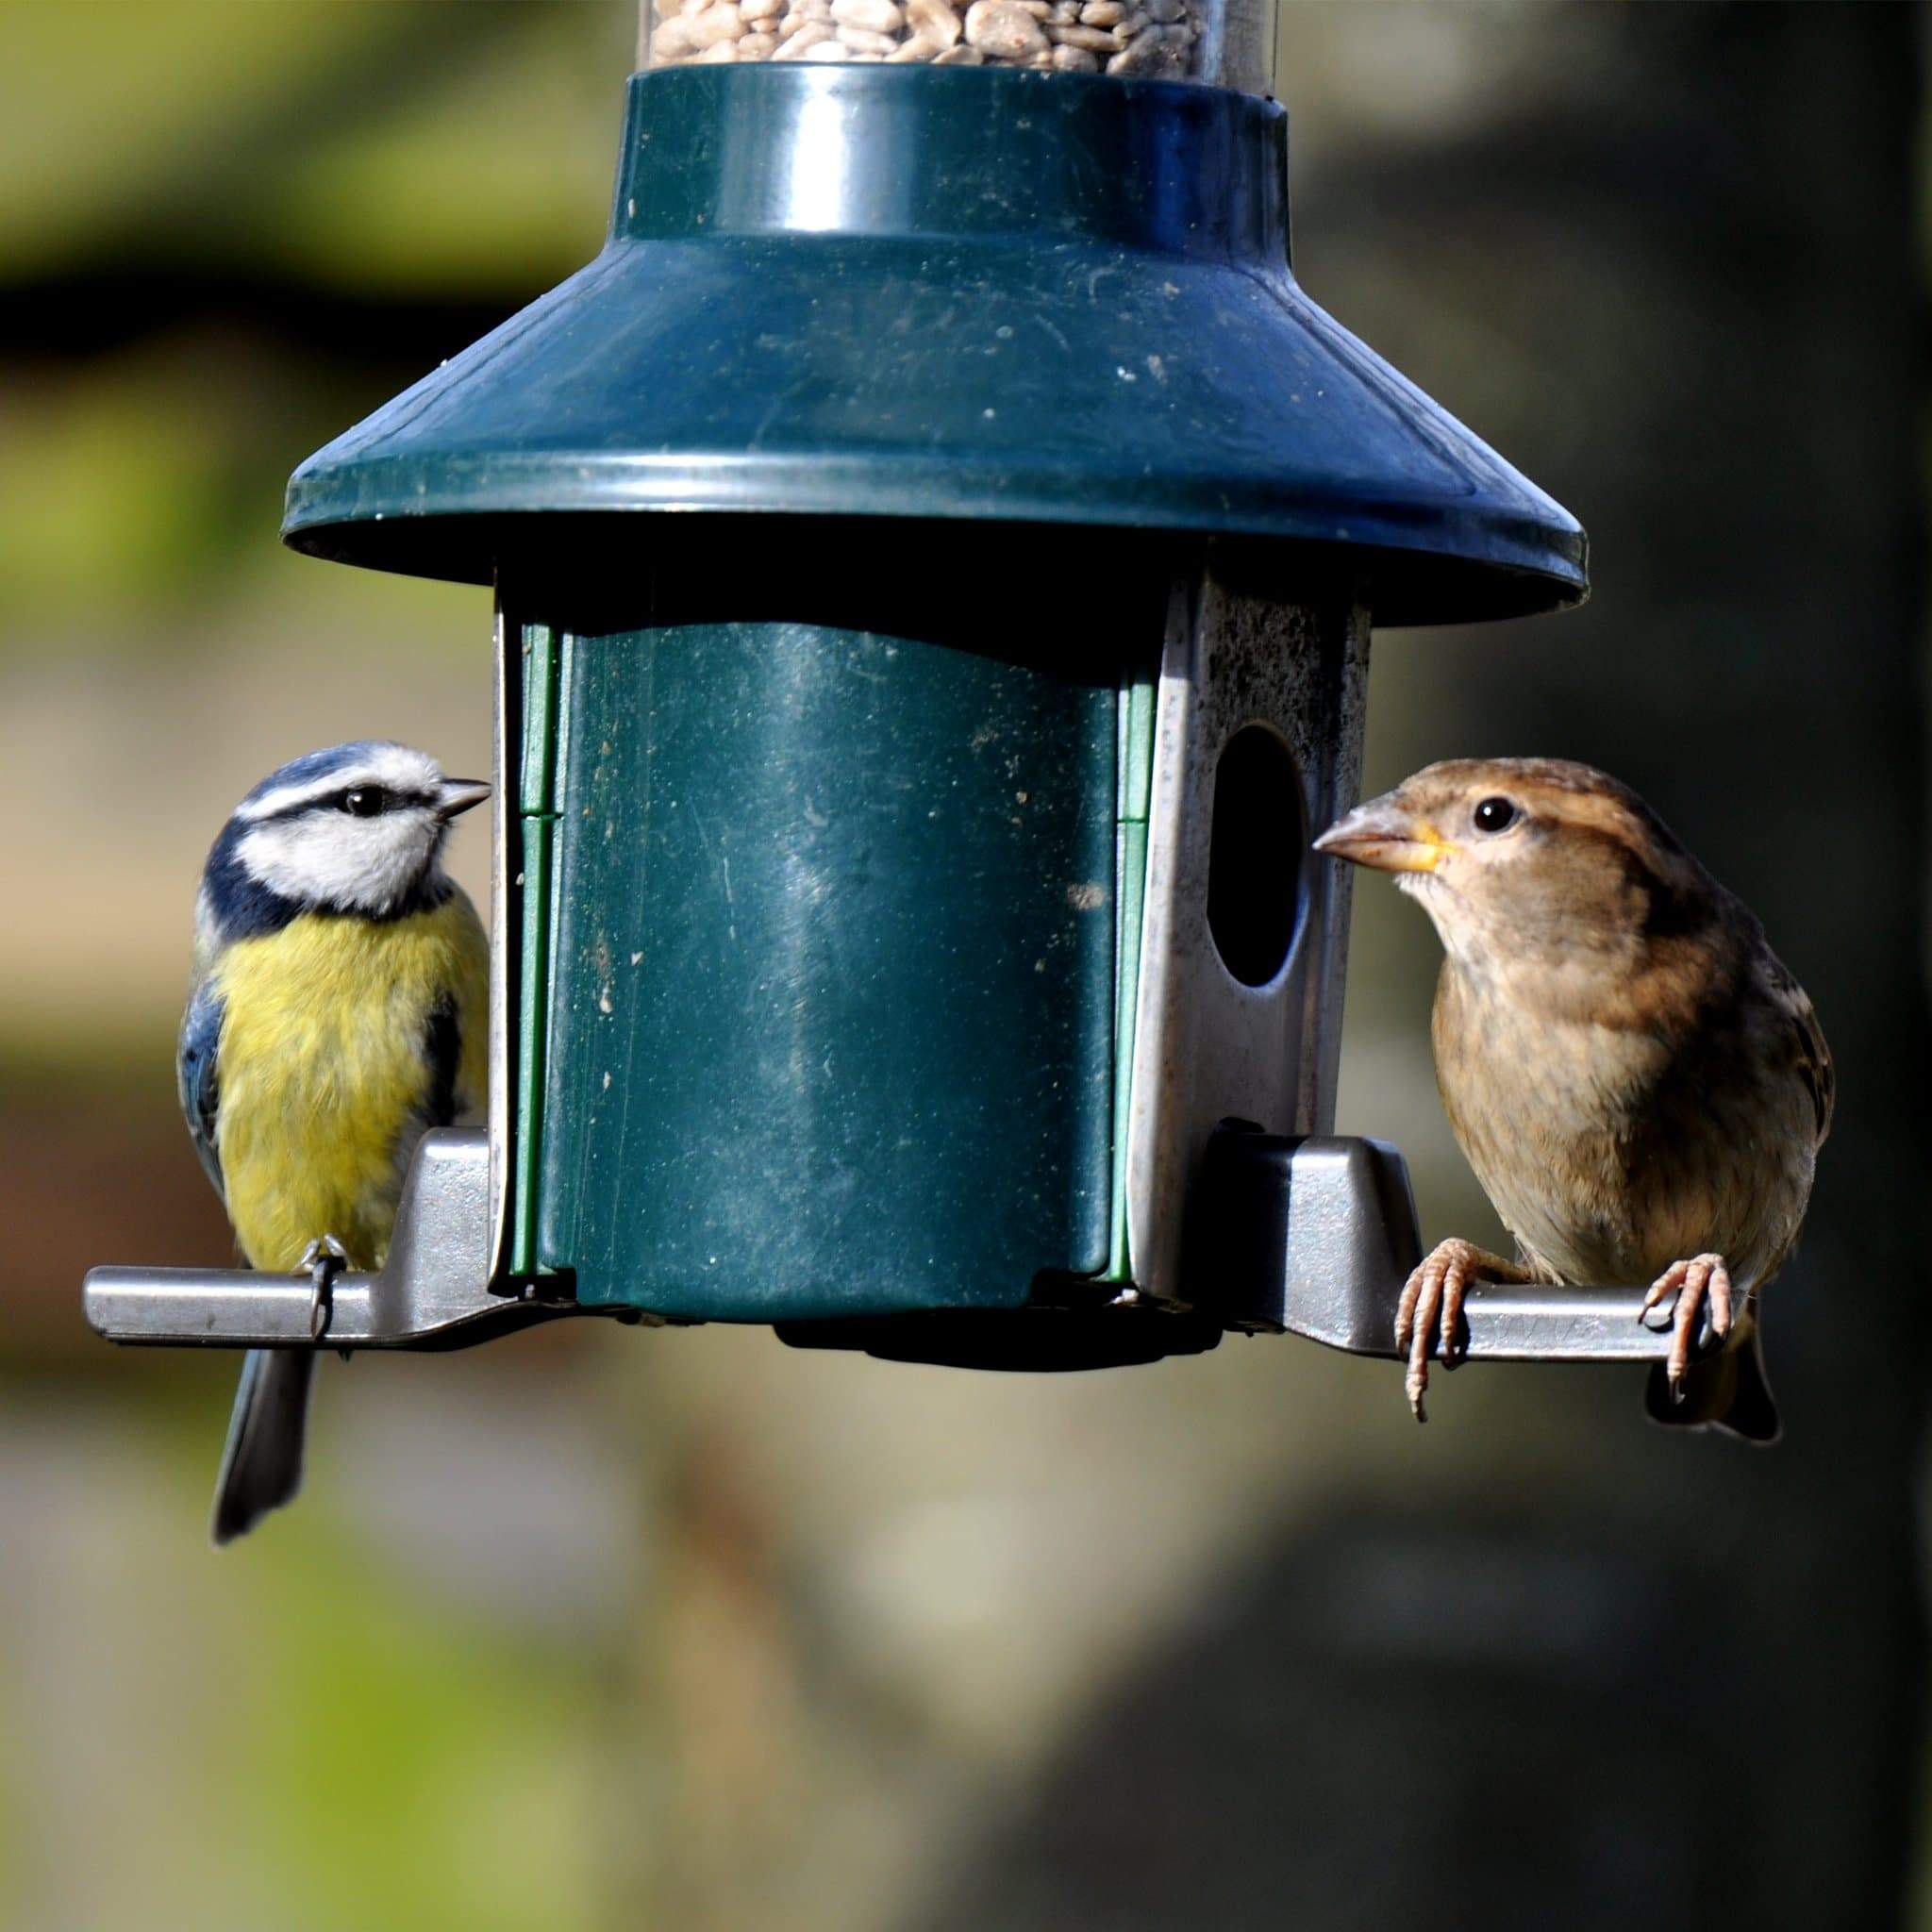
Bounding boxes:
1314 758 1724 976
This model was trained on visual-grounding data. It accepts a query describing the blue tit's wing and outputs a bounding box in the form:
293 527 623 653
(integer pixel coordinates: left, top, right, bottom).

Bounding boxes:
177 978 225 1200
183 970 315 1544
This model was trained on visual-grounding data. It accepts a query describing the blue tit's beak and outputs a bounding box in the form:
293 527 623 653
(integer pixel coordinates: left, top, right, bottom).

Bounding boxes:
436 779 491 821
1313 793 1454 874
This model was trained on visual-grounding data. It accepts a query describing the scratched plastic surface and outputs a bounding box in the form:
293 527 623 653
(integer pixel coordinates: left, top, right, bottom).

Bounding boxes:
283 67 1586 626
526 576 1140 1320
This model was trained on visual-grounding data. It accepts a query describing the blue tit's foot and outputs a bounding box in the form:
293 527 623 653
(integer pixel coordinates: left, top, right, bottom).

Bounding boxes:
298 1235 349 1341
1639 1254 1733 1400
1394 1238 1534 1424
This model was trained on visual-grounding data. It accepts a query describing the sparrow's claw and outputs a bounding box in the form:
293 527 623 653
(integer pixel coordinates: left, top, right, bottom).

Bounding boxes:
1394 1239 1523 1424
1640 1253 1732 1398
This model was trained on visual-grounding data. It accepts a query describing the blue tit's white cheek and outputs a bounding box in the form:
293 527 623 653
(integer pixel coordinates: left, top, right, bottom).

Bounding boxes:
238 808 440 914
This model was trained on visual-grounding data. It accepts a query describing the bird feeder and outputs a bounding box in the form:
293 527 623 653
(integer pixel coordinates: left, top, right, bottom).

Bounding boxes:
88 22 1689 1385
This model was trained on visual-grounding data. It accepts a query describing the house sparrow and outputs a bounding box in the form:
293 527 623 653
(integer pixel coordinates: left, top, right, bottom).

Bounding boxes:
1314 758 1832 1440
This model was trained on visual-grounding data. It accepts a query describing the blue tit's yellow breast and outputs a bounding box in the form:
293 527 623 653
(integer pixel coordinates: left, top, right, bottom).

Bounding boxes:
211 894 488 1272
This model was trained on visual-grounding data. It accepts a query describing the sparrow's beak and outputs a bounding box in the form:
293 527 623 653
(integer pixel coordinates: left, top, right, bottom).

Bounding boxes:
1313 794 1455 874
436 778 491 821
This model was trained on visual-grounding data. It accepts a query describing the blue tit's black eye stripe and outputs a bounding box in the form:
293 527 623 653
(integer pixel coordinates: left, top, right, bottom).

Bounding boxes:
251 777 444 824
1474 795 1517 834
338 785 442 817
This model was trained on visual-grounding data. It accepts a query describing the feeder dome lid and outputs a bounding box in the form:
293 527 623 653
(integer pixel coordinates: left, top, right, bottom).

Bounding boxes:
283 64 1587 626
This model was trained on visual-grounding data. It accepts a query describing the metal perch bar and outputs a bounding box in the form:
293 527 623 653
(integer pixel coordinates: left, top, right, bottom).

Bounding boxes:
1192 1129 1690 1367
86 1124 1691 1366
1315 1280 1685 1365
84 1131 591 1352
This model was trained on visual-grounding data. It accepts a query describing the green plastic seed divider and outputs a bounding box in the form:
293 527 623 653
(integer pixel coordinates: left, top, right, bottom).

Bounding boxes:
511 622 563 1277
1106 672 1157 1283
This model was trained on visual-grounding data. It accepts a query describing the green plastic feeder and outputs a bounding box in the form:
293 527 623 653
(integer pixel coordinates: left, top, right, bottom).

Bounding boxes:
278 62 1586 1370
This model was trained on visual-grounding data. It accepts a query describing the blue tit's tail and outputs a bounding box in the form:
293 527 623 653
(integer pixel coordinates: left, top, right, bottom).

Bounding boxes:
211 1348 315 1544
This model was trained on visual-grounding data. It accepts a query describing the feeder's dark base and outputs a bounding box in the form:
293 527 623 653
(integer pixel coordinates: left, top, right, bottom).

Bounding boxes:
774 1307 1223 1372
771 1128 1421 1371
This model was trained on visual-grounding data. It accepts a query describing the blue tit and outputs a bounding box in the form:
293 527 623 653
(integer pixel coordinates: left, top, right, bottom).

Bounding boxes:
179 741 491 1543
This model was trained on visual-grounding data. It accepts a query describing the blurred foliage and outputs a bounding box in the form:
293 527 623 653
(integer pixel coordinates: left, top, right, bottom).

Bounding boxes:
0 341 254 623
0 3 619 638
0 1373 616 1932
0 2 619 290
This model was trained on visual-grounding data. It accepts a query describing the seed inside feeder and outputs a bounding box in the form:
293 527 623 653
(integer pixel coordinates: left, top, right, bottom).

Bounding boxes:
643 0 1201 75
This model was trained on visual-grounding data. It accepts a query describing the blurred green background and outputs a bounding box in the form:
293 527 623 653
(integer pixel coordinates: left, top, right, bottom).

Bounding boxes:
1 4 1925 1928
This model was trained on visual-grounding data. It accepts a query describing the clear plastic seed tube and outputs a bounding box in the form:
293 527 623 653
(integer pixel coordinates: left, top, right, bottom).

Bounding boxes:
638 0 1275 90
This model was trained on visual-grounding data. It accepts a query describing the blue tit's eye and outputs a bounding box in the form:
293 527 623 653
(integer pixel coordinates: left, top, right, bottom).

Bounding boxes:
1473 795 1517 834
342 787 388 818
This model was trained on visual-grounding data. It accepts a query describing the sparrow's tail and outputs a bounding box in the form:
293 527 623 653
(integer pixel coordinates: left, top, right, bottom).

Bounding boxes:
211 1348 316 1544
1644 1317 1780 1444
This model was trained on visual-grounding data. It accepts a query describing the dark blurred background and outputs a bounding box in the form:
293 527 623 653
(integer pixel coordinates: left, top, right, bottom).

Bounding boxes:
1 4 1924 1928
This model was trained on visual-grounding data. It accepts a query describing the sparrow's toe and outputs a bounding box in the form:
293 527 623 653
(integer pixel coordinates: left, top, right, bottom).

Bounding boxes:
1398 1253 1441 1423
1396 1239 1524 1424
1643 1253 1731 1396
1393 1266 1424 1357
1707 1261 1734 1338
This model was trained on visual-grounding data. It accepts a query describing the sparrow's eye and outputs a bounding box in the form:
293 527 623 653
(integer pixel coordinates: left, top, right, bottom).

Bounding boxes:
1473 796 1517 834
341 787 388 818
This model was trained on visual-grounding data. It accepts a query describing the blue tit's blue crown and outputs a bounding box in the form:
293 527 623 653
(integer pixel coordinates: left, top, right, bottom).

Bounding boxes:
235 740 398 813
